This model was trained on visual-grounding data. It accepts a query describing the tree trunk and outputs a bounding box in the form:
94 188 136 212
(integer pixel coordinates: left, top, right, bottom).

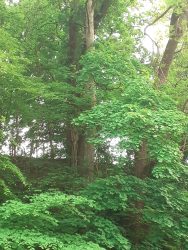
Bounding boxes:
65 0 112 177
86 0 95 50
133 141 155 243
77 133 95 178
76 0 95 178
48 123 55 159
66 0 95 177
158 8 188 85
66 126 79 170
132 142 148 244
134 141 149 179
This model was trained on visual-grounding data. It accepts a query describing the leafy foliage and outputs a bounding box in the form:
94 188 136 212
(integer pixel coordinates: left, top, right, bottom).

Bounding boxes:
76 80 187 172
0 156 26 202
82 174 188 249
0 192 130 250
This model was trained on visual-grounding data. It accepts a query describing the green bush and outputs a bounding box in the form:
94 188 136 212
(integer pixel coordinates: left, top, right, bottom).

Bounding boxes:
0 192 131 250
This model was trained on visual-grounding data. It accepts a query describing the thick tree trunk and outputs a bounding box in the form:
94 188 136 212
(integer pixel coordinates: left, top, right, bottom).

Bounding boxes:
77 133 95 177
77 0 95 178
66 0 95 177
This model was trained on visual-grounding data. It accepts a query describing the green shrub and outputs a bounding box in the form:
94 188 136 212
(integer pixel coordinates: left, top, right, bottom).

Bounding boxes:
0 192 131 250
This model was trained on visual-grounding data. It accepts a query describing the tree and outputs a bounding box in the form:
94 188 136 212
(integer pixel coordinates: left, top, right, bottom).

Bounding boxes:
2 0 135 176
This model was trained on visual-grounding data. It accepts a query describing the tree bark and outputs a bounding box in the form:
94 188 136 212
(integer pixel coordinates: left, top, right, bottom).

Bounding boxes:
76 0 95 178
66 127 79 170
158 7 188 85
65 0 81 170
66 0 95 177
133 141 156 243
134 141 149 179
86 0 95 49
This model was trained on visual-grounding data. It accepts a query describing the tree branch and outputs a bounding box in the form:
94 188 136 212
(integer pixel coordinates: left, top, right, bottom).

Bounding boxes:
144 6 172 35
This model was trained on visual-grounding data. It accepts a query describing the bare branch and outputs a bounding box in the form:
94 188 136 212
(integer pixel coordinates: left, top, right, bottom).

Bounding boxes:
144 6 172 34
143 7 172 60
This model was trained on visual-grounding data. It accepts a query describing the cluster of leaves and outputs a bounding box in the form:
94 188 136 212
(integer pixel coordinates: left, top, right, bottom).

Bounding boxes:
0 192 130 250
82 175 188 249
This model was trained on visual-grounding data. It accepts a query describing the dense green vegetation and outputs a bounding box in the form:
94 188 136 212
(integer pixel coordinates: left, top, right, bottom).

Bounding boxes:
0 0 188 249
